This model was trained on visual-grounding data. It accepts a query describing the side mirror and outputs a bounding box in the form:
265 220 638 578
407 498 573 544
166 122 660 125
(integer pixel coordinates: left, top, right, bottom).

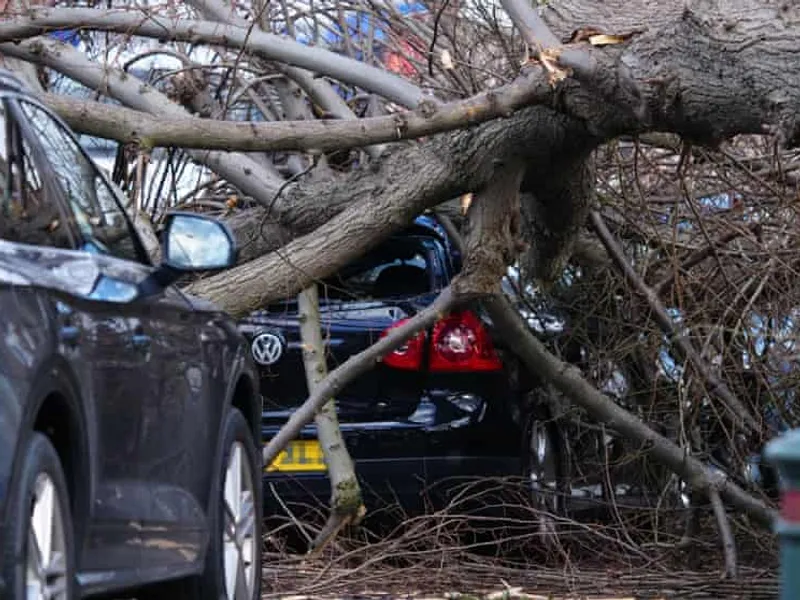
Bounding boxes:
162 212 238 271
139 212 238 296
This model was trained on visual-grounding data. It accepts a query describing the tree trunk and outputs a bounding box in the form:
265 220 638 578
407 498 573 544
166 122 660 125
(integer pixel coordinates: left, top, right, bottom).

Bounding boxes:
296 284 364 550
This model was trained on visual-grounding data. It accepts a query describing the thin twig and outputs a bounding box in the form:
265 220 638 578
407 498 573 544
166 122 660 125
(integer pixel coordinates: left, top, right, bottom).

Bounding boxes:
589 210 760 435
709 484 739 579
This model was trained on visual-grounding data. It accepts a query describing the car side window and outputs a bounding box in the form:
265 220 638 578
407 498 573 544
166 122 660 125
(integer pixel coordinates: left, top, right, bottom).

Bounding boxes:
0 99 74 249
16 100 143 263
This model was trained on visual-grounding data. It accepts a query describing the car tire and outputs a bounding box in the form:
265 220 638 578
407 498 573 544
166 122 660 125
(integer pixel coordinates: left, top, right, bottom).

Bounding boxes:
141 407 263 600
2 432 76 600
522 406 566 547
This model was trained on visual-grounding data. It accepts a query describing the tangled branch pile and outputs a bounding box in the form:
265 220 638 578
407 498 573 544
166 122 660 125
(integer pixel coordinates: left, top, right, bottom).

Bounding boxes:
261 476 778 598
564 133 800 491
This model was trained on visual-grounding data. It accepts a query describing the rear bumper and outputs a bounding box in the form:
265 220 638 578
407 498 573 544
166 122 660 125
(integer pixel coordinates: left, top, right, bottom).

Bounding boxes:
263 454 522 511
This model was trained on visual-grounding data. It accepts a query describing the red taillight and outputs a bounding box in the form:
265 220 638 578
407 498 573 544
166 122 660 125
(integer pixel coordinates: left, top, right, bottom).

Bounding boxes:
381 324 426 370
380 310 502 372
782 489 800 523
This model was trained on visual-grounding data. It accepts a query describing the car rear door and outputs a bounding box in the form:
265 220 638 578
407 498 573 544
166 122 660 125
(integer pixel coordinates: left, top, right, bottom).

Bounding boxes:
129 290 222 570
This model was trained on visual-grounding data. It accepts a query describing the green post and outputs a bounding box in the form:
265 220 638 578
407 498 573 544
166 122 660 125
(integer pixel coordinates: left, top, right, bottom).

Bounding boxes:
764 429 800 600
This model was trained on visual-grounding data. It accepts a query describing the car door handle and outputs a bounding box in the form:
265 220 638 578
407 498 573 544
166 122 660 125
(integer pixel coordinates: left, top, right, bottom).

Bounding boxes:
129 333 151 353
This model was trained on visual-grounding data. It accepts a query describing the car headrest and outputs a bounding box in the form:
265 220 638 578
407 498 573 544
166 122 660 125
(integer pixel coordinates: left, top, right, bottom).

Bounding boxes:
372 264 429 298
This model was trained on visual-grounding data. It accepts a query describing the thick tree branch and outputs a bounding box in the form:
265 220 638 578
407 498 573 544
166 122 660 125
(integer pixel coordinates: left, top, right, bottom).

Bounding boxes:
456 160 526 295
500 0 560 51
297 284 364 551
181 105 594 313
10 0 800 327
39 69 550 152
520 153 595 286
0 38 287 203
188 0 386 159
0 7 427 108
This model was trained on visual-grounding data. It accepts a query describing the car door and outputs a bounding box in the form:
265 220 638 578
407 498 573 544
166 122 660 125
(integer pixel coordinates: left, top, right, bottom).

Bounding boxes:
13 97 182 571
3 95 148 572
16 98 213 570
129 289 216 569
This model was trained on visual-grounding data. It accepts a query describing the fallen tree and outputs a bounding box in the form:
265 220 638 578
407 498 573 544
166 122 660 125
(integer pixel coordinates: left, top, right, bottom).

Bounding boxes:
2 0 793 554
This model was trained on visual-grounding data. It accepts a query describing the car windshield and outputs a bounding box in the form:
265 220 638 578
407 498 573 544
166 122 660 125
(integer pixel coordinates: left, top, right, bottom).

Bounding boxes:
319 236 435 301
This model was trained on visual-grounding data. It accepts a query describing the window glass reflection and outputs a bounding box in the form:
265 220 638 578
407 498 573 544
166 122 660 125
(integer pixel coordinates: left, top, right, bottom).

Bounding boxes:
167 216 231 269
18 101 141 263
0 102 72 248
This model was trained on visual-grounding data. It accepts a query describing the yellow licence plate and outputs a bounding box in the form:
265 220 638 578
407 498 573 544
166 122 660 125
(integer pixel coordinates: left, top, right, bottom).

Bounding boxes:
266 440 327 473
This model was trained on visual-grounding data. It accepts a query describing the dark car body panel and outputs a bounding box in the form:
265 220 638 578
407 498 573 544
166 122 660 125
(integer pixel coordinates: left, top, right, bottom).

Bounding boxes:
0 243 258 594
0 71 261 597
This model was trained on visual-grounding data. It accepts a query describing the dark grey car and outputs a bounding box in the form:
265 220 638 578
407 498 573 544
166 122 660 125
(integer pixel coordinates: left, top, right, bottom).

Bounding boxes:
0 70 262 599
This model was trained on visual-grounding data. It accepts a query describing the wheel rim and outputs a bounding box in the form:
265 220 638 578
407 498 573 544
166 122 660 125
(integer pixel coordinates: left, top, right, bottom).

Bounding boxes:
528 422 559 538
25 473 69 600
222 441 257 600
529 425 558 500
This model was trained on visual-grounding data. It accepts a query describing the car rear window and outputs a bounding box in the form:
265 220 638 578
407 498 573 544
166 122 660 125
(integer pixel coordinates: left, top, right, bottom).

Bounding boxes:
320 236 436 300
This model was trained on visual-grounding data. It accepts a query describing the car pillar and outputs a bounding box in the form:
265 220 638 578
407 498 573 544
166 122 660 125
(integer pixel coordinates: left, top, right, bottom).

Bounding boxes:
765 429 800 600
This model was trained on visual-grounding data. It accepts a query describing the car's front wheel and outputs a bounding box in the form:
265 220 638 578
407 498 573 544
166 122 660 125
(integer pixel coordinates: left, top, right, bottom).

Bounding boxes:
142 407 262 600
216 409 262 600
2 432 76 600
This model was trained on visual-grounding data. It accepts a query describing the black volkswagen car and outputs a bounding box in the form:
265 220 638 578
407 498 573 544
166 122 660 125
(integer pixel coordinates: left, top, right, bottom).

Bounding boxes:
240 216 532 512
0 70 262 599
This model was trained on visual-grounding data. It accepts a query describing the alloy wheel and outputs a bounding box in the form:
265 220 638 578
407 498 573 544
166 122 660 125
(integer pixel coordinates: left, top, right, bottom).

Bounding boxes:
222 441 257 600
25 473 69 600
528 422 560 539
